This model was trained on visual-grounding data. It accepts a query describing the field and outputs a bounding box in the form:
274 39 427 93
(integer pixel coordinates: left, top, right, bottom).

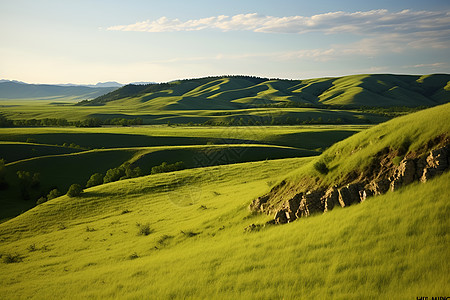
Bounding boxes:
0 75 449 299
0 125 368 222
0 156 448 299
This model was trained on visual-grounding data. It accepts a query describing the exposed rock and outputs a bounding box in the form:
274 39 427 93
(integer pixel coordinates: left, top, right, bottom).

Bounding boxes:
390 159 416 191
321 187 339 212
359 189 372 202
274 210 288 224
368 178 390 195
249 195 269 212
256 138 449 225
420 145 449 182
338 183 363 207
296 189 325 218
283 193 302 222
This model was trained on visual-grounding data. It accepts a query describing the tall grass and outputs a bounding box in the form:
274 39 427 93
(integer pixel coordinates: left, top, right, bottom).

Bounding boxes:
0 155 448 299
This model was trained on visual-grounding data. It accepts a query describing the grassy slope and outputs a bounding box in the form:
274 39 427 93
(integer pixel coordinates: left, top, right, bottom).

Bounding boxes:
0 157 448 299
260 103 450 211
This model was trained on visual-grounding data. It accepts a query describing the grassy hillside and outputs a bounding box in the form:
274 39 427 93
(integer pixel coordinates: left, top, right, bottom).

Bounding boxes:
0 156 448 299
255 102 450 213
83 74 450 109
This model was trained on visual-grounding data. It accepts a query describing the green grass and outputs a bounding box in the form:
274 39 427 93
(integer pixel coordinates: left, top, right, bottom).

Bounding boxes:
0 156 448 299
262 102 450 208
0 124 368 222
0 142 83 163
0 125 369 150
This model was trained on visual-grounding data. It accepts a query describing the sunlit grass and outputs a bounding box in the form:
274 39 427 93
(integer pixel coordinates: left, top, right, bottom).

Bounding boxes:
0 156 448 299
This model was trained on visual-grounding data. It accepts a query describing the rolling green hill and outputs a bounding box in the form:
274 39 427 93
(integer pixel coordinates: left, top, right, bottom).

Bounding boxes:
2 125 367 222
82 74 450 109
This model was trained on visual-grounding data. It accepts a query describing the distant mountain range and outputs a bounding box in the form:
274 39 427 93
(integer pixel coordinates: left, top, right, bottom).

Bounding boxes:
0 80 155 100
81 74 450 109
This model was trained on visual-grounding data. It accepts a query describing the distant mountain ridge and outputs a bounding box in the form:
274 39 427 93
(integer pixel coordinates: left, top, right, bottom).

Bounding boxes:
80 74 450 109
0 81 119 100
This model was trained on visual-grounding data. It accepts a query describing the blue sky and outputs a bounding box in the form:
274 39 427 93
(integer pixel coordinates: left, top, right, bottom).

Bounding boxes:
1 0 449 84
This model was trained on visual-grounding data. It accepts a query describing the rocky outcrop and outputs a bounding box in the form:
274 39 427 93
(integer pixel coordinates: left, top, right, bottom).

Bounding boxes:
251 142 449 224
389 159 416 191
321 187 339 212
420 145 449 182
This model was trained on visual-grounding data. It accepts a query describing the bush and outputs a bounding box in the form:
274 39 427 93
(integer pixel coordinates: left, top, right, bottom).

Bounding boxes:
2 253 22 264
151 161 185 174
137 223 152 236
67 184 83 197
36 196 47 205
47 188 61 200
86 173 103 188
313 161 329 175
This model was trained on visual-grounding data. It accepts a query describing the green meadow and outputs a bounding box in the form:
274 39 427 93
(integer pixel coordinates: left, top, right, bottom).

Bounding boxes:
0 75 449 299
0 125 368 222
0 156 448 299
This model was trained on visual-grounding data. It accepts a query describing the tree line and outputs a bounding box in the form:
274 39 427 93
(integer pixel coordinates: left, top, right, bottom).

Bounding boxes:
0 115 143 128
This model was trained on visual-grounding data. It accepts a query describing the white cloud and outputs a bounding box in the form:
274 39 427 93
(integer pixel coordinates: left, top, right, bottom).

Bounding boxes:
107 10 450 37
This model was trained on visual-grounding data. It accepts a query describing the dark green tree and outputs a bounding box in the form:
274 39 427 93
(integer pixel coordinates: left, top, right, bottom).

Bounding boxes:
86 173 103 188
67 184 83 197
47 188 61 200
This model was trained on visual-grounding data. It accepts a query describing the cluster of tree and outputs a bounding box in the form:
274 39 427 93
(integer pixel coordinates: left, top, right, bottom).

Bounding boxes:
151 161 185 174
36 183 84 205
84 161 186 190
36 188 61 205
0 115 144 128
200 116 355 126
102 118 143 126
85 162 143 188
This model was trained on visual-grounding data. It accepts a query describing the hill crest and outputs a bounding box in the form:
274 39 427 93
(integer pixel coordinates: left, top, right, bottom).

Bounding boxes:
80 73 450 109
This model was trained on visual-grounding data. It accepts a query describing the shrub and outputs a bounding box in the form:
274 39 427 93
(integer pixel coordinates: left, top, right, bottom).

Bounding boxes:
27 244 37 252
47 188 61 200
36 196 47 205
67 184 83 197
137 223 152 236
86 173 103 188
151 161 186 174
313 161 329 175
3 253 22 264
180 230 199 237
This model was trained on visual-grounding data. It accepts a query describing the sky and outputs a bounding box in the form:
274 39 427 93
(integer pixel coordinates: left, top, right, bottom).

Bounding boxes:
0 0 449 84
